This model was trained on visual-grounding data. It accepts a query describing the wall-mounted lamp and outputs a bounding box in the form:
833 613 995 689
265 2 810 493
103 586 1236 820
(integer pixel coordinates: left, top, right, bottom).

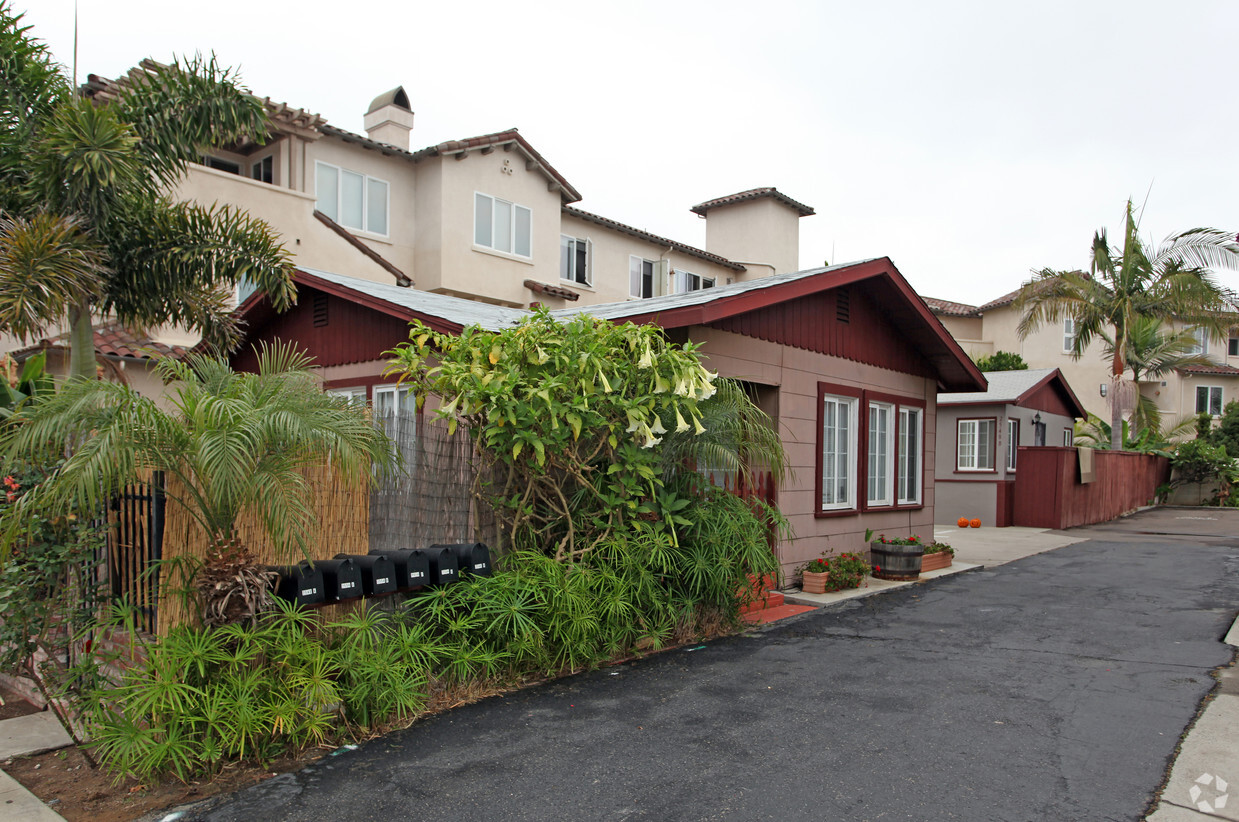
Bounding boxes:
1033 412 1042 425
1099 383 1108 398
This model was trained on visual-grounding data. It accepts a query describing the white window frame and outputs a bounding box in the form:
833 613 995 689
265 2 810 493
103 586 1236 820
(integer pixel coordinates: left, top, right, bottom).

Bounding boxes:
1006 418 1019 472
1062 428 1074 447
560 235 591 286
672 269 715 294
1197 385 1224 416
630 255 656 299
1063 317 1077 353
1228 336 1238 357
867 401 895 507
316 161 389 237
327 386 367 405
957 418 996 471
1188 327 1209 356
897 406 923 505
820 393 859 511
474 192 532 259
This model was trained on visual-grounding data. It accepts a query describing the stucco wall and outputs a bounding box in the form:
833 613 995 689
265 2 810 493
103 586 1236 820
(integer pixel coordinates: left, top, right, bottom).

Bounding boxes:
979 305 1109 420
559 213 744 305
687 326 939 575
702 198 801 277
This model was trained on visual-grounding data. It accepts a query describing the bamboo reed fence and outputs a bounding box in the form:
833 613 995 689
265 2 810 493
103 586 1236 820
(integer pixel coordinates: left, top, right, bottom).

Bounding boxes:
152 414 482 635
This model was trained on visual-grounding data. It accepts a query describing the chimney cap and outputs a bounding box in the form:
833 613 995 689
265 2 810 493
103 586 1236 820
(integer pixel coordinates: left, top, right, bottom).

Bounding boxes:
367 86 411 115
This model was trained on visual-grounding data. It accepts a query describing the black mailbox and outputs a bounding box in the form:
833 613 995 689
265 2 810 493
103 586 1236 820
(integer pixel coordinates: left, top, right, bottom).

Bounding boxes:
315 558 363 602
429 543 492 577
273 562 325 607
369 549 430 590
336 553 397 597
419 546 459 586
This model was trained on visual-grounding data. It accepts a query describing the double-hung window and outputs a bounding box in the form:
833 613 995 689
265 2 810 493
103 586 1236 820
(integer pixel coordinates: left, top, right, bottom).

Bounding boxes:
1229 335 1239 357
820 392 858 511
957 419 996 471
672 269 715 293
1063 317 1077 353
1062 428 1074 447
1006 419 1019 471
560 236 590 285
1197 385 1224 416
867 402 895 506
317 162 389 235
475 193 531 257
630 256 656 299
897 407 922 505
251 155 273 184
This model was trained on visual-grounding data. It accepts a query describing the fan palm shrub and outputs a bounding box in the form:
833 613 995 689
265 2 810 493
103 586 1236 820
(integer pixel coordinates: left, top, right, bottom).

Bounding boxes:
0 342 395 624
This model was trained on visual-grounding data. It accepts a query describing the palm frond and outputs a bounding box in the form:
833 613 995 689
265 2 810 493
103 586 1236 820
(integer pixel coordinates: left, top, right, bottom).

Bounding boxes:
0 212 106 340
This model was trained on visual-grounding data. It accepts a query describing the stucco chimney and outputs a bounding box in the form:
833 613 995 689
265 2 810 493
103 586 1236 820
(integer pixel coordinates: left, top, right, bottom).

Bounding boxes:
363 86 415 151
690 188 815 276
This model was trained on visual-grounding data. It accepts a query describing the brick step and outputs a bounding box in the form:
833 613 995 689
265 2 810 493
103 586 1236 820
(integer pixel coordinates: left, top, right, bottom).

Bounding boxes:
739 589 784 614
742 603 816 625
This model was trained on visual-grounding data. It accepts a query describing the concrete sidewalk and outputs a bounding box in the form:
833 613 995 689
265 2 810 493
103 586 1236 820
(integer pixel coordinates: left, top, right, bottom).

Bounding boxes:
0 710 71 821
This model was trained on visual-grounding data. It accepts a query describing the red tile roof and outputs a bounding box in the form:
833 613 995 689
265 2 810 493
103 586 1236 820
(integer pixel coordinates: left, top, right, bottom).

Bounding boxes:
13 323 186 362
923 297 979 317
977 287 1022 312
1180 363 1239 377
563 206 745 271
690 187 815 217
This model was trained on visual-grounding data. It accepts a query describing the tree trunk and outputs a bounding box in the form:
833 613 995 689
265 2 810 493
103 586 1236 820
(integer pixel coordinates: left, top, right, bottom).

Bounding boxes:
1110 334 1125 452
66 299 95 381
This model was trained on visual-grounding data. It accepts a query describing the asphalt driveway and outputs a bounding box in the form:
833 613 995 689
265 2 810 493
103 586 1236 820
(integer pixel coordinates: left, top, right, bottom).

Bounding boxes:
184 511 1239 822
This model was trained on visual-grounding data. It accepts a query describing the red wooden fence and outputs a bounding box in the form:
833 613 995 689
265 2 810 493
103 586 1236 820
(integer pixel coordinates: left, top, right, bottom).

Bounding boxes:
1012 447 1171 529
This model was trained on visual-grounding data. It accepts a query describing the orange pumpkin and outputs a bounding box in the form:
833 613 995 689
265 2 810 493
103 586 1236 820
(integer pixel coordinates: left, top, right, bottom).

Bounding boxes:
957 517 969 528
970 518 982 528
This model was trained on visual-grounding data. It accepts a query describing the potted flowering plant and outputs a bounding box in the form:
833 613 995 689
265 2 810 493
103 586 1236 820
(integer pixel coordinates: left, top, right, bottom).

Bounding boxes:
920 540 954 573
870 533 925 580
797 552 871 594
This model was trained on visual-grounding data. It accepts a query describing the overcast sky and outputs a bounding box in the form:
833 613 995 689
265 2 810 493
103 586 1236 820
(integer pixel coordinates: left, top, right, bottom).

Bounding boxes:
18 0 1239 304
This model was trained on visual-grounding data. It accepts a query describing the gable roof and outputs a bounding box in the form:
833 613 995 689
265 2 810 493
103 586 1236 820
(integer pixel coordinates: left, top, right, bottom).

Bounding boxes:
556 258 986 391
562 206 745 271
938 367 1087 417
270 268 529 334
237 261 986 391
690 187 815 217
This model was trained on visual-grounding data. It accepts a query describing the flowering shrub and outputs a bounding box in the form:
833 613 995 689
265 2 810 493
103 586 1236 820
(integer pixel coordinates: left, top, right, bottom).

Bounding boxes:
873 533 925 546
797 551 871 592
923 541 954 556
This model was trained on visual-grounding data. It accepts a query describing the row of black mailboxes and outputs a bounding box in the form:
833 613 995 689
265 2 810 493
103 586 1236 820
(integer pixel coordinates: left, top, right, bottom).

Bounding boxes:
273 543 492 607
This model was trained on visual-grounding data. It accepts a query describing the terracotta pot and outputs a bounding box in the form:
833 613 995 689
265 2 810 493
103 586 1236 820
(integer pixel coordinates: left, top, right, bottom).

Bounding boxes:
802 570 829 594
920 551 953 573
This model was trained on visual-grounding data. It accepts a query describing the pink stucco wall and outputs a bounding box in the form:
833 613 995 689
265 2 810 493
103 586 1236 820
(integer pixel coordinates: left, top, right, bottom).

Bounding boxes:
690 326 940 576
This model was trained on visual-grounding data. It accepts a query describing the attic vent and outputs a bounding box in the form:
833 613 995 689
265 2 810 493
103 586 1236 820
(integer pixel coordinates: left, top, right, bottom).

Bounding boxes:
312 293 329 327
835 288 850 323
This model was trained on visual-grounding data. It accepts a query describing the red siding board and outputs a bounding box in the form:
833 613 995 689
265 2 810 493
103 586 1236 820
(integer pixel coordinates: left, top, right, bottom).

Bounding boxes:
1012 447 1171 529
707 289 935 377
231 287 411 372
1024 382 1078 419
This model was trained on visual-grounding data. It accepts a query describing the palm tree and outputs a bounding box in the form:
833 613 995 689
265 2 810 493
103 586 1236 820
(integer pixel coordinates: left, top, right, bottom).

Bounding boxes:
0 343 395 624
1014 200 1239 451
0 5 295 379
1100 316 1216 434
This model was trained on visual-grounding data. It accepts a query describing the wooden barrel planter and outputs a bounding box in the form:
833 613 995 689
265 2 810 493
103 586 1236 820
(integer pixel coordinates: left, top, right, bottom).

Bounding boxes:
870 542 923 581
